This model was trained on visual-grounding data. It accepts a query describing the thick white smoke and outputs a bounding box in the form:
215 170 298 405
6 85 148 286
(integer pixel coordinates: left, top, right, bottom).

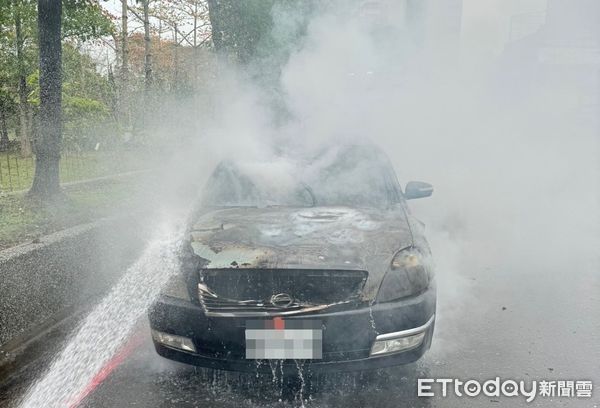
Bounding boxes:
193 0 599 354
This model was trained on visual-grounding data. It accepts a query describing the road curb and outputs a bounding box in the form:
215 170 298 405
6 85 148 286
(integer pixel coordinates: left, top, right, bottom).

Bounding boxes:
0 215 145 348
0 168 150 196
0 218 109 265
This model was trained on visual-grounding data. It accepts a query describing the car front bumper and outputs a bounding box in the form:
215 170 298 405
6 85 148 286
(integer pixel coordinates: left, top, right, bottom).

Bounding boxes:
148 286 436 374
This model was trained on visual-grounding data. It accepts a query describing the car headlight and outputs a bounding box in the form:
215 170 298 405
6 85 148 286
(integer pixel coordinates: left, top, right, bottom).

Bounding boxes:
370 332 426 356
370 314 434 356
161 274 191 301
151 330 196 353
376 247 431 302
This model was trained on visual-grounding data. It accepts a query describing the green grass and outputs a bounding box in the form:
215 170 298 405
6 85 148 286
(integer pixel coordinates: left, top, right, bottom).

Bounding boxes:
0 178 141 250
0 150 150 192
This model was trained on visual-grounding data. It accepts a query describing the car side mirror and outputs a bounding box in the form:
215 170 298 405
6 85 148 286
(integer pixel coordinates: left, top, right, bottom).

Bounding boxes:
404 181 433 200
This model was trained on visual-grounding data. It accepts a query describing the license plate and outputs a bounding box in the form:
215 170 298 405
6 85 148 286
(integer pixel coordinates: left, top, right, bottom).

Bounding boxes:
245 318 322 359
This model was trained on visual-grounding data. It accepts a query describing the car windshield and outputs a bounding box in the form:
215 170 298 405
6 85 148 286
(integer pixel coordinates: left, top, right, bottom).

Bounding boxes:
201 146 402 208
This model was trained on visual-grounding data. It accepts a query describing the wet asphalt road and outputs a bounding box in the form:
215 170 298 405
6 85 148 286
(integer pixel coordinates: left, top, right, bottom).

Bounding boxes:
1 253 598 408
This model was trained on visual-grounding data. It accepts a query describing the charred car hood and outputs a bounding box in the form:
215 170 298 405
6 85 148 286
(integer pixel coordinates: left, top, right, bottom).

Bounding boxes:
189 206 414 299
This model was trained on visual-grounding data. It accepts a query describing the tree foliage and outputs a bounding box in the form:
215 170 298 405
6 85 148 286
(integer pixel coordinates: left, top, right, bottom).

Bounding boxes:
0 0 114 155
0 0 318 196
63 0 115 41
207 0 276 64
27 44 114 150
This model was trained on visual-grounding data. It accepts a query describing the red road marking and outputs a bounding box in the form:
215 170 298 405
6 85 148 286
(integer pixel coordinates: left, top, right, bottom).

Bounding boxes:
68 333 143 408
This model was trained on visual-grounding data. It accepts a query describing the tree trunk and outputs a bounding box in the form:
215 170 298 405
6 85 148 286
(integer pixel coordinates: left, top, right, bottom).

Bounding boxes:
142 0 152 90
121 0 128 74
173 23 179 90
120 0 130 130
193 1 198 84
30 0 62 199
0 110 9 151
207 0 223 51
15 6 32 157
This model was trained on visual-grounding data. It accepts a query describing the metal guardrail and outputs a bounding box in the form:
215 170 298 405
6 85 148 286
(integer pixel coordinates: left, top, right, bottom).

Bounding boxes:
0 150 149 193
0 152 34 192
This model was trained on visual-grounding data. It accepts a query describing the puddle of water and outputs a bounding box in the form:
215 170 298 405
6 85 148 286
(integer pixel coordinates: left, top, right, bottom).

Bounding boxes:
19 224 184 408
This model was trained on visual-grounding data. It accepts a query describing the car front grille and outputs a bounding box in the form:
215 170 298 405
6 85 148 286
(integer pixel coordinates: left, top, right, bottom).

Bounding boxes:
198 268 368 317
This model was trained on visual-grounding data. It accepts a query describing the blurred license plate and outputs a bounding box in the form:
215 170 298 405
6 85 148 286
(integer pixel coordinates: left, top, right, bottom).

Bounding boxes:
245 318 322 359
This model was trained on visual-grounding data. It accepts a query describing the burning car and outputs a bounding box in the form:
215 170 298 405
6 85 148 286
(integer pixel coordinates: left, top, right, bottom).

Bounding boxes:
149 145 436 373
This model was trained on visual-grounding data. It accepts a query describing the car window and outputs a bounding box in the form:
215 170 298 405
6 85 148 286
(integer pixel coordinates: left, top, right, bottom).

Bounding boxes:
201 146 402 208
307 145 402 207
201 161 314 207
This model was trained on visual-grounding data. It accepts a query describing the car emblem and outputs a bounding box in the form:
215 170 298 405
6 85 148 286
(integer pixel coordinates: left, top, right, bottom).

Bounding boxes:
270 293 294 308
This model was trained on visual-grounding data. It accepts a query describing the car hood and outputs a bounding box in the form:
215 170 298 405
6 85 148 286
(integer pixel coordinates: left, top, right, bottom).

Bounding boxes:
188 206 414 299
